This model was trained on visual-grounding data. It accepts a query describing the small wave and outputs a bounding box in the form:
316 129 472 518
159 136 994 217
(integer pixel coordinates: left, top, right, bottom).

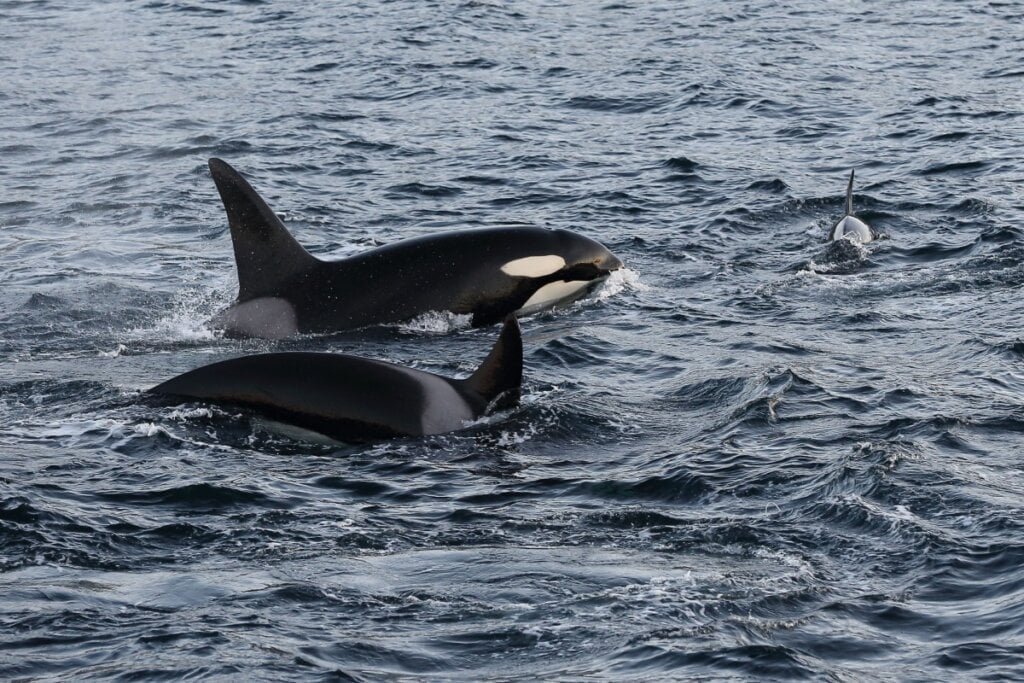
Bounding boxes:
299 61 339 73
386 182 463 198
807 493 934 542
670 376 748 411
919 160 991 176
937 642 1024 671
983 68 1024 79
663 156 700 172
574 469 714 504
453 174 507 186
747 178 790 193
564 94 669 114
928 131 971 142
96 483 289 511
584 508 685 529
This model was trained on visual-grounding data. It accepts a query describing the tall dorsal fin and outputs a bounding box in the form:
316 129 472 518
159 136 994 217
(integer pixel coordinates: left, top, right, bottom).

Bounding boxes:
461 315 523 411
845 168 855 217
208 158 319 302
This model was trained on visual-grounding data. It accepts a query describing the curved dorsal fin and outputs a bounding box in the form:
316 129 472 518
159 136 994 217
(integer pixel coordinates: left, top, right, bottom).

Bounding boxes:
461 315 522 411
845 168 855 217
208 158 319 302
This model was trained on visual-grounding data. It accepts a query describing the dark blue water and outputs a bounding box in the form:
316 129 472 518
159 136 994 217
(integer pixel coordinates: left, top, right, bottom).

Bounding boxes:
3 1 1024 679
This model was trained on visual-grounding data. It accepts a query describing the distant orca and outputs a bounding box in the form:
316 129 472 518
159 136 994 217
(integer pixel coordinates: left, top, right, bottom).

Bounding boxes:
207 159 622 338
149 316 522 442
829 170 874 243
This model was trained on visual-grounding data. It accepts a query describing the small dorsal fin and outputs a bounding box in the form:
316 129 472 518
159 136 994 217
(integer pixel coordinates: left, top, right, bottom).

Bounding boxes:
208 158 319 302
461 315 523 411
845 168 855 217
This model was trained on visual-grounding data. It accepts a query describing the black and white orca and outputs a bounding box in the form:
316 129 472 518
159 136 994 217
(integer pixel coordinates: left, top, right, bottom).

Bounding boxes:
207 159 622 338
829 169 874 243
149 316 522 442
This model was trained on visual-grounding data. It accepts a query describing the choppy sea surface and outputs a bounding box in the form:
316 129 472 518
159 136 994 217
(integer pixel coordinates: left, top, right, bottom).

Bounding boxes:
2 1 1024 680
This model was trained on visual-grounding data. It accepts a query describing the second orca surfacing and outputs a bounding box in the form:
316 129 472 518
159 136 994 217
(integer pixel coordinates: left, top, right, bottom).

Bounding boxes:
829 169 874 244
207 159 623 339
149 316 522 443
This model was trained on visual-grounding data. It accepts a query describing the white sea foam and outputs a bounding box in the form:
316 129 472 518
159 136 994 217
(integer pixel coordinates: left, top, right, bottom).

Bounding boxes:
133 296 223 343
39 417 171 446
98 343 127 358
398 310 474 335
803 238 870 274
495 423 540 446
596 267 648 300
39 418 127 440
124 268 232 344
168 407 214 420
132 422 166 437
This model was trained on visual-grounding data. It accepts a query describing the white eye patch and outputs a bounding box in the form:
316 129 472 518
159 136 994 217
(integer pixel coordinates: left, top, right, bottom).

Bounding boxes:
500 254 566 278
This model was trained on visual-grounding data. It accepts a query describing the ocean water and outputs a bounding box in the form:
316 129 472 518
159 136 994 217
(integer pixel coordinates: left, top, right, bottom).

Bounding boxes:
2 0 1024 679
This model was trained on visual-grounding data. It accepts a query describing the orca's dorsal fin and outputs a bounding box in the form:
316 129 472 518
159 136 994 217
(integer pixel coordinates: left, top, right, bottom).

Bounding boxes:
461 315 523 411
845 168 855 217
208 158 319 302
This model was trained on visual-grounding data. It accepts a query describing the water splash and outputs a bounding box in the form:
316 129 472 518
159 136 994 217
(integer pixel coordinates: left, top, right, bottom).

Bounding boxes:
397 310 474 334
597 268 648 300
124 281 227 344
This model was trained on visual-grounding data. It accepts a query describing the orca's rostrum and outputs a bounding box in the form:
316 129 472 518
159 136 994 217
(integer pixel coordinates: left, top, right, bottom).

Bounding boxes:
150 316 522 442
207 158 622 338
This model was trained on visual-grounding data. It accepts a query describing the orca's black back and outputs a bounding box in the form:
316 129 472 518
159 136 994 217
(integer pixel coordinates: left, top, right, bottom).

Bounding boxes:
150 353 446 440
287 228 568 331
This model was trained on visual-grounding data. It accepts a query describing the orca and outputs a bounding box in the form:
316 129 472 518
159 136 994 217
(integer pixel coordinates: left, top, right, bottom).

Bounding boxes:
829 169 874 243
207 159 622 338
149 316 522 442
